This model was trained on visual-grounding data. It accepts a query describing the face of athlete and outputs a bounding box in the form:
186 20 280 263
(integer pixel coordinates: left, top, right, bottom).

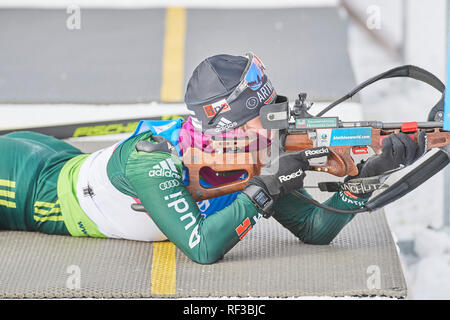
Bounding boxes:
243 116 273 140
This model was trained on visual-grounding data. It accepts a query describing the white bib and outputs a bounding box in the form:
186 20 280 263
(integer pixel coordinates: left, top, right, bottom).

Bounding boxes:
76 143 167 242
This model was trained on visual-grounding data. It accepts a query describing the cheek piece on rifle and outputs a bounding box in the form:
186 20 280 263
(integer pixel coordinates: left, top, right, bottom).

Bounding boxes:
345 131 428 198
243 148 327 218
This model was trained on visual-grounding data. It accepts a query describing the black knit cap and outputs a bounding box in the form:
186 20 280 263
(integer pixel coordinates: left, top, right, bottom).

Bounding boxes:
185 54 276 134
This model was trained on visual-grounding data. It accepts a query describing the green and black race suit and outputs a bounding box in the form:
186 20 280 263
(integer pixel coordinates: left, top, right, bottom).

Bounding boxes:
0 129 368 264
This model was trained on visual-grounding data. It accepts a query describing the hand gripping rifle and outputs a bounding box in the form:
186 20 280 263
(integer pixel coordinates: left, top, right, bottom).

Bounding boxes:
182 65 450 214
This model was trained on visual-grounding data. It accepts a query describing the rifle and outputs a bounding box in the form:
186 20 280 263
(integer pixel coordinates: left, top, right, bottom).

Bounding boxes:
183 65 450 214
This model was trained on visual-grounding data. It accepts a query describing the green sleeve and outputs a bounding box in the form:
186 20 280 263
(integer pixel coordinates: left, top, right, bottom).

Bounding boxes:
273 189 368 245
124 149 260 265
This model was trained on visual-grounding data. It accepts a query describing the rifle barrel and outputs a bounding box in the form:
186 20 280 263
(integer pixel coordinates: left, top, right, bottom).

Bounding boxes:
339 121 443 130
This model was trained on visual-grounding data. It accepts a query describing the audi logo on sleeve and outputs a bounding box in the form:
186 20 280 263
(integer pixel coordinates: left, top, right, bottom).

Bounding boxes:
159 179 180 190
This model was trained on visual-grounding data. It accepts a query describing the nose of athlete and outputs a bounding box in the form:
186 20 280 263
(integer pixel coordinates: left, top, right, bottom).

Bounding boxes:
244 116 273 140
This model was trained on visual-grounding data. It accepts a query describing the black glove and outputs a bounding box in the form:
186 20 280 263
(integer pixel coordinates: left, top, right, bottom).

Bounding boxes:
358 131 427 178
346 131 427 198
243 149 311 217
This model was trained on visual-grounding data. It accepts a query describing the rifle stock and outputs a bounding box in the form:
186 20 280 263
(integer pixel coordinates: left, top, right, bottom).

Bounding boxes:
183 126 450 202
183 147 263 201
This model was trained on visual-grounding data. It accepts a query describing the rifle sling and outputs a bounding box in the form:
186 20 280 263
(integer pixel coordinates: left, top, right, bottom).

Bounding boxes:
364 149 450 212
293 149 450 214
316 65 445 120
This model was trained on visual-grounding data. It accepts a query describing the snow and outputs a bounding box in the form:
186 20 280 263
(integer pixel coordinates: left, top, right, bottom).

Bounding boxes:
0 103 189 130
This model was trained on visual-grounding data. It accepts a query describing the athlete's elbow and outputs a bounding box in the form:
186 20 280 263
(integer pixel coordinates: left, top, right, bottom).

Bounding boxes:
187 248 224 265
191 257 217 265
300 228 339 245
301 235 333 245
190 253 223 265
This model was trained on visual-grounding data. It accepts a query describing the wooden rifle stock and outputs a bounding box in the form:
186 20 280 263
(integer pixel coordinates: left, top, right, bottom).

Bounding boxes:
183 127 450 202
183 147 264 201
